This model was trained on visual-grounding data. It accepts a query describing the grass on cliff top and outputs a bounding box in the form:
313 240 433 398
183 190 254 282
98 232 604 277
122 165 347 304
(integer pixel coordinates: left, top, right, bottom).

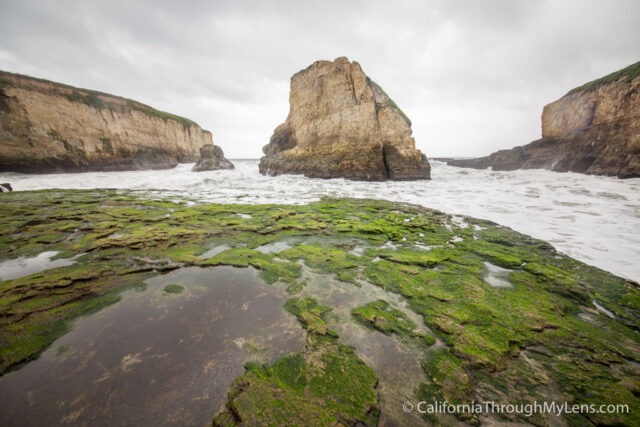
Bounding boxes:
366 77 412 126
125 100 198 128
0 189 639 425
566 61 640 95
0 69 199 128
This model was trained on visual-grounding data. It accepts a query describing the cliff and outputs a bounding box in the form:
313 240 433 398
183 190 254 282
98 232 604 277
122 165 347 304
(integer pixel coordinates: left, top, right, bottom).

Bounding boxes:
444 61 640 178
0 70 232 173
259 57 430 181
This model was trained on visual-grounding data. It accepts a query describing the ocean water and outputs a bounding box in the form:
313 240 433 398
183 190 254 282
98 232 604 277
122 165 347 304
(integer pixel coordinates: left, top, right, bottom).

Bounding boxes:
2 160 639 282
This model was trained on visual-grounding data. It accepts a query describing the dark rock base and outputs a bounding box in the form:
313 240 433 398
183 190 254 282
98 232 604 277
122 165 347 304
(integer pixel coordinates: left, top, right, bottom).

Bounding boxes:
443 121 640 179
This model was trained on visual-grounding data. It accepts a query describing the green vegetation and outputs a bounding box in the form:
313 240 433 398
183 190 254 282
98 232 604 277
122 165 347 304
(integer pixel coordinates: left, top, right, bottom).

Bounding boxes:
280 245 360 284
378 247 453 268
352 299 414 335
126 100 198 128
0 190 638 425
419 348 472 403
213 327 378 426
352 299 435 347
61 90 121 112
366 77 412 125
567 61 640 95
208 248 301 286
163 284 184 294
284 297 333 336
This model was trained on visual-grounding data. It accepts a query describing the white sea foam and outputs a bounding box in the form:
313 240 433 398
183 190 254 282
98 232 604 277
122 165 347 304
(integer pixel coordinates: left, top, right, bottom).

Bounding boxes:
2 160 639 282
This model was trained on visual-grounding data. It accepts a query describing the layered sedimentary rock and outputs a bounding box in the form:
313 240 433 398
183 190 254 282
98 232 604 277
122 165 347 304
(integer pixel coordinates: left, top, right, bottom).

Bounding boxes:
259 57 430 181
192 144 234 172
445 62 640 178
0 70 231 173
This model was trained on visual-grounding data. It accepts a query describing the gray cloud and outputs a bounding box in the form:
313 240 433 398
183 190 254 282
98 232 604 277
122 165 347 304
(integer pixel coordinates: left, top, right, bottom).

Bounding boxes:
1 0 638 157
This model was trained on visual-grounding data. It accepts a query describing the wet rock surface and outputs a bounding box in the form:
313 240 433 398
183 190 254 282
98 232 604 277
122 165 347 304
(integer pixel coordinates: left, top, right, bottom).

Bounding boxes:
259 57 430 181
0 190 638 425
0 267 304 426
444 62 640 178
191 144 234 172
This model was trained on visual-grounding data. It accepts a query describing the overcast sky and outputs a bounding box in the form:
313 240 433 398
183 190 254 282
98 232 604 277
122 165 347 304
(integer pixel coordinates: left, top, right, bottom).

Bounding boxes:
1 0 638 158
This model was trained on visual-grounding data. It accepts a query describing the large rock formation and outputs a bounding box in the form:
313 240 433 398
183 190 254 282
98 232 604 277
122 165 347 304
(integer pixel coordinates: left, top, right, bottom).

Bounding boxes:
259 57 430 181
192 144 234 172
444 61 640 178
0 70 232 173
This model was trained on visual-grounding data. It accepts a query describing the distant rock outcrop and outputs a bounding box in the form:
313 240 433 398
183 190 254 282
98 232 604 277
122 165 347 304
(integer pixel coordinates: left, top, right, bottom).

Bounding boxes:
192 144 234 172
259 57 430 181
444 61 640 178
0 70 230 173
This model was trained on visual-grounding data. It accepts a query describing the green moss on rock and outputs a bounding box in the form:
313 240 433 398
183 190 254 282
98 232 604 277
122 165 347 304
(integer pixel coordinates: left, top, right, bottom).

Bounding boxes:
213 334 378 426
352 299 437 349
163 284 184 294
0 190 638 425
284 297 333 336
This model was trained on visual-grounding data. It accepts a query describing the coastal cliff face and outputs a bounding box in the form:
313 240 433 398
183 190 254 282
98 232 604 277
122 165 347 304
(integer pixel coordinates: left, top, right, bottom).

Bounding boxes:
445 62 640 178
259 57 430 181
0 71 232 173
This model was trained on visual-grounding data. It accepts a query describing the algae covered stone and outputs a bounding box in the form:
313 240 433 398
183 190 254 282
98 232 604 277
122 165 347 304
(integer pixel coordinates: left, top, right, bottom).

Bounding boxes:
352 299 435 348
0 190 638 425
163 284 184 294
213 332 379 426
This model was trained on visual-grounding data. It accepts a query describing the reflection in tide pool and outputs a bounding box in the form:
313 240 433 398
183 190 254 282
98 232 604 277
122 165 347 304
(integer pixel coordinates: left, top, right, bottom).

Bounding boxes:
0 251 78 281
292 265 435 426
0 267 305 426
483 261 513 288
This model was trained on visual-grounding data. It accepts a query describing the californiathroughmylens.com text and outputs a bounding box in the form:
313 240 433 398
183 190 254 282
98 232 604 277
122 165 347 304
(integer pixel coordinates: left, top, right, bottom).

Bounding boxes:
402 400 630 417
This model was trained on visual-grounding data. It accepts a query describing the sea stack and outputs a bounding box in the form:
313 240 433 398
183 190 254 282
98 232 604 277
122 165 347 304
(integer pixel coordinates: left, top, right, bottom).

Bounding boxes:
0 70 232 173
259 57 430 181
192 144 234 172
444 61 640 178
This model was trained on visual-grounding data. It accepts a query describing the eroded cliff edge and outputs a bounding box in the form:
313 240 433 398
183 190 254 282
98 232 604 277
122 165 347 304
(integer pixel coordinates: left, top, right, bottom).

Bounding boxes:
0 70 232 173
259 57 430 181
444 61 640 178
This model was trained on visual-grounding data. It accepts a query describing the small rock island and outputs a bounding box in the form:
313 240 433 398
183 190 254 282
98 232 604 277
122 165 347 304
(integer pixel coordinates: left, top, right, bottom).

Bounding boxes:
192 144 234 172
259 57 430 181
444 61 640 178
0 70 233 173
